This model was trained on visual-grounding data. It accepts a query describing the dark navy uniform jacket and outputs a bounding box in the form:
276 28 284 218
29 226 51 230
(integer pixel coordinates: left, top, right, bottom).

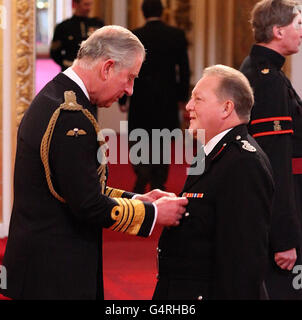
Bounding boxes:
240 45 302 253
153 125 274 300
50 15 104 71
0 73 155 300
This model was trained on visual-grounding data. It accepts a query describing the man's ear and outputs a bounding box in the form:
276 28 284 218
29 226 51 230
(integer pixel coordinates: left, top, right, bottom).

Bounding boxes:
273 25 284 39
99 59 115 80
222 100 235 119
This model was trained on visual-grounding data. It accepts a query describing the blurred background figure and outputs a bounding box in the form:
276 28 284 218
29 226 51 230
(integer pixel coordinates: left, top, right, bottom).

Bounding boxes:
119 0 190 194
240 0 302 300
50 0 104 71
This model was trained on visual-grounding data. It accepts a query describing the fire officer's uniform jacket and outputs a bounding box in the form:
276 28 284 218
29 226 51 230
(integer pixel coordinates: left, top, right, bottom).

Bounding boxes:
153 125 274 300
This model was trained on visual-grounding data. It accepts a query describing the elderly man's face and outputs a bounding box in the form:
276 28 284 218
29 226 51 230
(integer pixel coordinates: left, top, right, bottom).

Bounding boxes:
279 13 302 55
186 75 224 143
91 54 143 108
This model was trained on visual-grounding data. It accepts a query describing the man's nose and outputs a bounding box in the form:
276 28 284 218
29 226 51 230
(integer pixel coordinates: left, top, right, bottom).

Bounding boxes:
186 99 193 111
125 83 134 96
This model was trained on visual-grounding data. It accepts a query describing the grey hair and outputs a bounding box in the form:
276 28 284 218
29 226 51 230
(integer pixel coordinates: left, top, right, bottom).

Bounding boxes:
74 25 145 70
251 0 299 43
203 65 254 123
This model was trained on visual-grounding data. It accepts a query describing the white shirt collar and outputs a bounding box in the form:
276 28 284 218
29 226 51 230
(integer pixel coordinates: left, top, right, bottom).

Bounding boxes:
63 67 90 101
204 128 233 156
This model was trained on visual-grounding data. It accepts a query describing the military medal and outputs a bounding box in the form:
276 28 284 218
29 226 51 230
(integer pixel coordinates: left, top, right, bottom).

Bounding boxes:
182 192 204 198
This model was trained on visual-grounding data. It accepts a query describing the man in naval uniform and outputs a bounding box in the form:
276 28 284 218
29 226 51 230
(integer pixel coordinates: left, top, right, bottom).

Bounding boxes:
50 0 104 71
240 0 302 299
0 26 188 300
153 65 274 300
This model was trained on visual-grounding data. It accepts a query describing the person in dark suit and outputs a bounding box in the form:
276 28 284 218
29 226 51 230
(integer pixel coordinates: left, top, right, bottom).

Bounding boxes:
0 26 188 300
240 0 302 300
119 0 190 193
50 0 104 71
153 65 274 300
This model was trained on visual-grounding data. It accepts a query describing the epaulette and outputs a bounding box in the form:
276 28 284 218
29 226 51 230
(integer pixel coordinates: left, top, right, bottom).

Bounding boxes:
40 91 108 203
233 135 257 152
211 135 257 161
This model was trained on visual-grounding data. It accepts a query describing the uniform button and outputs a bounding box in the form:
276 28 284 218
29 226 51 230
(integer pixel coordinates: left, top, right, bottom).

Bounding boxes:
185 212 190 217
236 135 241 140
157 247 161 253
197 295 203 300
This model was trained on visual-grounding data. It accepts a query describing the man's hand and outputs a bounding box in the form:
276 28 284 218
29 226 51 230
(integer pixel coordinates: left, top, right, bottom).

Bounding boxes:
155 196 188 227
135 189 177 202
274 248 297 271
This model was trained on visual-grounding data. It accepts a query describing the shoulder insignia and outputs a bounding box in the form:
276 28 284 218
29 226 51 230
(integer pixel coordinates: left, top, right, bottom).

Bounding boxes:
261 68 270 74
241 140 257 152
40 90 107 202
66 128 87 137
274 120 282 131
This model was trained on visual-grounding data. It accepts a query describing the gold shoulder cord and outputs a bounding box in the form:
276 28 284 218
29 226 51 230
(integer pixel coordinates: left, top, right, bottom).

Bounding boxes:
40 91 107 203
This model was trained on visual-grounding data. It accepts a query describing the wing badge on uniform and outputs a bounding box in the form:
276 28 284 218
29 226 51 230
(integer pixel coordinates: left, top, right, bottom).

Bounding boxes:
241 140 256 152
66 128 87 137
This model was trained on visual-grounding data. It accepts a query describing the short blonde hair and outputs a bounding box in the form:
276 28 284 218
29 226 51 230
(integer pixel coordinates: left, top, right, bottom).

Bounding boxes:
203 65 254 123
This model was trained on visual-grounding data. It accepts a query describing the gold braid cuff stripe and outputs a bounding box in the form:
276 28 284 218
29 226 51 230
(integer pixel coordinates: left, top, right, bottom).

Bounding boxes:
105 187 126 198
40 91 107 203
110 198 146 236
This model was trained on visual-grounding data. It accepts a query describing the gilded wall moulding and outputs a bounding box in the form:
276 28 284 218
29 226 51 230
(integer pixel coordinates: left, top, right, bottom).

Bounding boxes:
15 0 35 126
